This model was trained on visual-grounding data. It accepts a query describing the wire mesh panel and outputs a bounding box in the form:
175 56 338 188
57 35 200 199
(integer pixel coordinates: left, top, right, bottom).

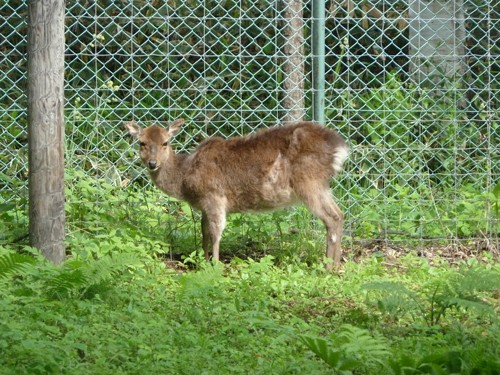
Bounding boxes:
1 2 27 201
323 0 498 250
1 0 498 254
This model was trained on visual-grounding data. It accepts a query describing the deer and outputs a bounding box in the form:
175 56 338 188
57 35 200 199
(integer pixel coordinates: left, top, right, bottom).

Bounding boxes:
124 119 349 270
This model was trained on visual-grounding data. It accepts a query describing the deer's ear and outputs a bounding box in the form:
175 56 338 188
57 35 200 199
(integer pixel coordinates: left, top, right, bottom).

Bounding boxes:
124 121 142 138
168 118 185 137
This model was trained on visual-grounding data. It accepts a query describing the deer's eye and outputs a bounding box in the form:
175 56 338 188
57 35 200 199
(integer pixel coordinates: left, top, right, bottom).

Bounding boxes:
162 141 169 147
139 142 146 147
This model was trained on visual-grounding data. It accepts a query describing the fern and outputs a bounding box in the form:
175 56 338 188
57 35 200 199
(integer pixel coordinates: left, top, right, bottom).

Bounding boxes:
299 334 361 373
0 251 143 300
335 324 391 367
362 280 423 322
363 266 500 327
85 253 141 285
44 254 143 300
389 350 463 375
0 253 36 279
45 264 88 299
458 266 500 293
425 266 500 325
300 325 390 373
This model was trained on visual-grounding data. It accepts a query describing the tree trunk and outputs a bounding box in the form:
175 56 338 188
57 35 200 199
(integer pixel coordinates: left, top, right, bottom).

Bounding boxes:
282 0 305 123
28 0 66 264
408 0 466 86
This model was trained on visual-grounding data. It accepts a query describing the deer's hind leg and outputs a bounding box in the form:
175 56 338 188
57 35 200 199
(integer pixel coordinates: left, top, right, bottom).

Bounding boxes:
297 182 344 270
201 212 211 260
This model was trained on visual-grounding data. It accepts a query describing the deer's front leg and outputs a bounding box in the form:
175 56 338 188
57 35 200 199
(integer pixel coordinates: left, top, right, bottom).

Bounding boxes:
201 202 227 262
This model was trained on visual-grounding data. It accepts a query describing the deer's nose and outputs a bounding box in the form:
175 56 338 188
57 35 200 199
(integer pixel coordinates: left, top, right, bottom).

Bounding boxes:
148 160 157 170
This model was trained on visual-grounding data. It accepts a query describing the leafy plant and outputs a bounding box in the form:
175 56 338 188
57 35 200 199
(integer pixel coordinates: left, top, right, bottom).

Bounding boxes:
182 249 210 269
43 253 143 300
1 250 143 300
0 252 35 278
300 325 391 373
388 351 463 375
299 334 362 373
363 264 500 327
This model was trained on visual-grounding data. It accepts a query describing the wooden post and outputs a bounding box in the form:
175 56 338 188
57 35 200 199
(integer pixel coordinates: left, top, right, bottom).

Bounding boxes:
27 0 66 264
282 0 305 123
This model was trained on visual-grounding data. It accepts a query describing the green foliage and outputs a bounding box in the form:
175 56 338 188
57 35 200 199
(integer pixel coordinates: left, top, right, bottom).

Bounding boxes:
300 325 391 374
300 335 362 373
1 250 142 301
0 252 35 278
0 248 499 374
44 254 143 300
388 351 463 375
63 169 198 261
0 196 28 246
181 249 210 269
363 260 500 327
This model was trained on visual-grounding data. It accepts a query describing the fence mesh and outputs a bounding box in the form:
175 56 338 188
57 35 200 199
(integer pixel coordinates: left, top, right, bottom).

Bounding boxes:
1 0 498 255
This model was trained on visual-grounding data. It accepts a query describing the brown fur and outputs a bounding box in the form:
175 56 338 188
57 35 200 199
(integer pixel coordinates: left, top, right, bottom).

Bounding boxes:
124 119 349 270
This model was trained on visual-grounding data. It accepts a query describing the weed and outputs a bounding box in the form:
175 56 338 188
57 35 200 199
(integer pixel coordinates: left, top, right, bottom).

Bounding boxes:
363 262 500 327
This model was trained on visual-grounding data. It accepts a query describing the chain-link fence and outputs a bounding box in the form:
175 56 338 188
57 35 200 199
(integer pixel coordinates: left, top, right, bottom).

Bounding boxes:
1 0 498 253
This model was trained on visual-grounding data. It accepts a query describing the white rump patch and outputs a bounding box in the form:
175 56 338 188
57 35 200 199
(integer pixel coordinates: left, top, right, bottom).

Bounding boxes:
332 145 349 174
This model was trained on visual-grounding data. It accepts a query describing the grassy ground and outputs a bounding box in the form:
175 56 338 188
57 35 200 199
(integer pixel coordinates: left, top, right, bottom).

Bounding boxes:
1 247 499 374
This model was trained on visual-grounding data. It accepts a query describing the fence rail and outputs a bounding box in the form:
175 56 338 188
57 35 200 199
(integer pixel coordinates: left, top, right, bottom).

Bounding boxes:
1 0 498 252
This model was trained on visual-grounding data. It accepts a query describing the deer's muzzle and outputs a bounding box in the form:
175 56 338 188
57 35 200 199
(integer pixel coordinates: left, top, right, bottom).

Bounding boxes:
148 160 158 170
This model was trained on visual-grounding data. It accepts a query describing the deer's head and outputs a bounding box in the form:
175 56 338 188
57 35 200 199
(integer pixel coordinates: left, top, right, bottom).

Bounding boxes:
124 119 185 172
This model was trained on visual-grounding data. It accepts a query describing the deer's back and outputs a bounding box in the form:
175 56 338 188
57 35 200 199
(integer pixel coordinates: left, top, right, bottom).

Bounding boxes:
181 122 346 212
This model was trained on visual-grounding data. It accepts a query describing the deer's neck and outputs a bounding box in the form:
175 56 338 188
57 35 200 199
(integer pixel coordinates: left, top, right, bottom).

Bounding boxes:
149 153 187 200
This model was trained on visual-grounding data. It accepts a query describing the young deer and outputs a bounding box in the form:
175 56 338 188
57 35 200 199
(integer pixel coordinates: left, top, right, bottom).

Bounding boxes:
124 119 348 270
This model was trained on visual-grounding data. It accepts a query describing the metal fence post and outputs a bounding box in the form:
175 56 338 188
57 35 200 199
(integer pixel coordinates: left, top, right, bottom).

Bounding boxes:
282 0 305 123
312 0 325 124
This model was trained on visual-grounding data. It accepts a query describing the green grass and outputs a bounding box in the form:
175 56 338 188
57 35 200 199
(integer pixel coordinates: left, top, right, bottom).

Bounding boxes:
0 247 499 374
